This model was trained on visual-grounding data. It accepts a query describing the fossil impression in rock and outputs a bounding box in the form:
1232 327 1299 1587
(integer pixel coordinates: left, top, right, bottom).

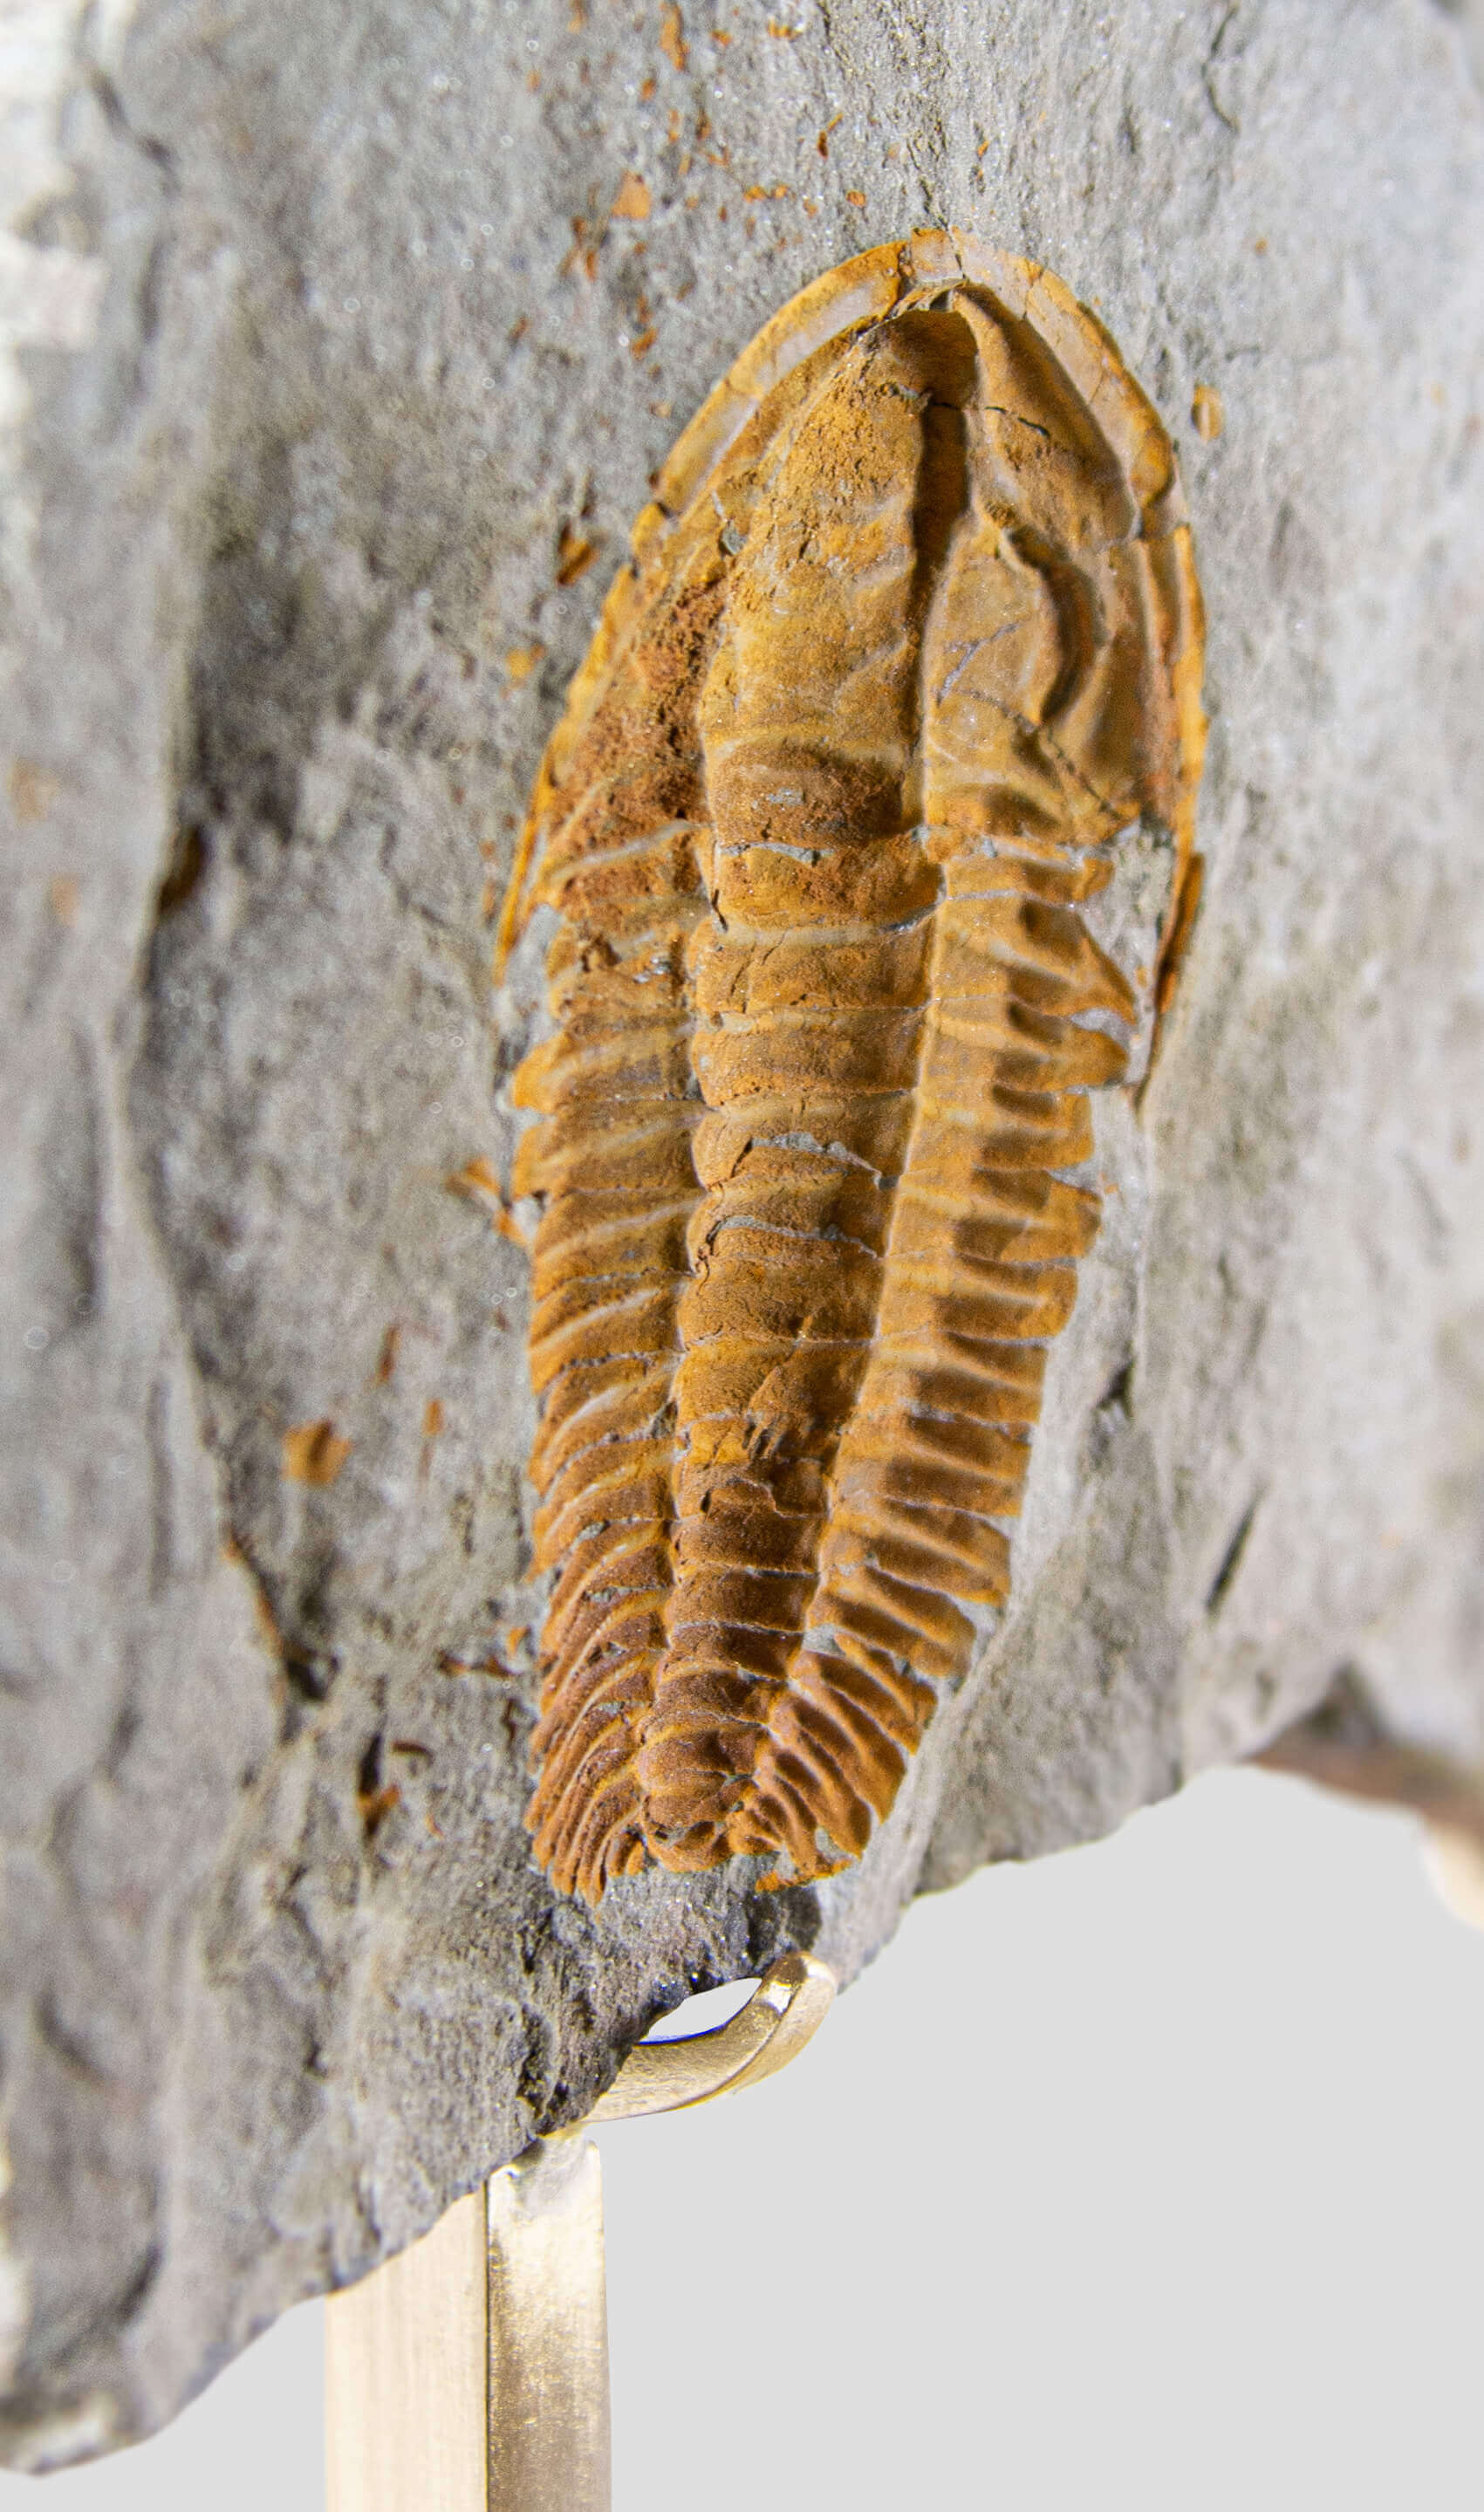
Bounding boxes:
502 230 1206 1903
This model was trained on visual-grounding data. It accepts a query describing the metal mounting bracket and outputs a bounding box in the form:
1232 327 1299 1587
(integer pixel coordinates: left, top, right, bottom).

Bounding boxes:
325 1953 836 2512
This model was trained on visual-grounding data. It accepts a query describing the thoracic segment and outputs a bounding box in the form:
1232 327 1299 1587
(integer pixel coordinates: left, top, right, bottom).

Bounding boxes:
507 234 1205 1902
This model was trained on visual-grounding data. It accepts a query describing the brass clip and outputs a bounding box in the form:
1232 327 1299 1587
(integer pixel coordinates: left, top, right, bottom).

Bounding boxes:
586 1948 836 2122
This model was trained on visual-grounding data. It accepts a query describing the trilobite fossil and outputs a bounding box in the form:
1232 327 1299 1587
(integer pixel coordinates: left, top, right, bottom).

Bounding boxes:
500 229 1206 1903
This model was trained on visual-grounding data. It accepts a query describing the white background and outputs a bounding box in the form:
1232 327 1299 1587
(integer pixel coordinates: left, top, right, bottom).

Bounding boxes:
7 1766 1481 2510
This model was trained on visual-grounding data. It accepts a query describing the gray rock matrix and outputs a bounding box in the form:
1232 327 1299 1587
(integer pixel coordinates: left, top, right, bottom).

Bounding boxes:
2 0 1481 2468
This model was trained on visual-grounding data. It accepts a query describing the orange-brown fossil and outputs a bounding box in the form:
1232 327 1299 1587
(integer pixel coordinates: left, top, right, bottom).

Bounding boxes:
501 230 1205 1904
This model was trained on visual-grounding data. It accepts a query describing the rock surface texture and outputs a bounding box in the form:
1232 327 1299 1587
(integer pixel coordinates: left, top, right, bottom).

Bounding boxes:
2 0 1481 2468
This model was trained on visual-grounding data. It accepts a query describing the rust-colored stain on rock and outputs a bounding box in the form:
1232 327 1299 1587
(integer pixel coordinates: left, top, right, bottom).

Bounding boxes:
611 171 652 222
501 232 1206 1903
282 1419 352 1486
1191 381 1225 441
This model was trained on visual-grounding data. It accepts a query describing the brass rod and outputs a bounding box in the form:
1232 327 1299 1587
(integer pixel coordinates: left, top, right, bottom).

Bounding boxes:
325 2187 488 2512
487 2136 610 2512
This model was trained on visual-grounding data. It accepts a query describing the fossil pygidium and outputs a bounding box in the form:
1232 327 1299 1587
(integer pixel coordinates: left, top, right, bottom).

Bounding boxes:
501 230 1205 1903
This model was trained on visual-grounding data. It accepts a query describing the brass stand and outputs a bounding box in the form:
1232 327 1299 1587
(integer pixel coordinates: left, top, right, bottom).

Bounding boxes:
325 1953 834 2511
1425 1822 1484 1934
